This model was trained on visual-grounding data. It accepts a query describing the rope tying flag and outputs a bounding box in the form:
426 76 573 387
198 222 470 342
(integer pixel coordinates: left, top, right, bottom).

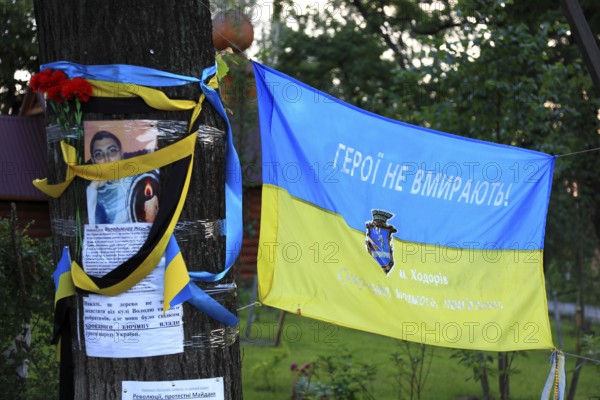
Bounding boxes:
541 350 566 400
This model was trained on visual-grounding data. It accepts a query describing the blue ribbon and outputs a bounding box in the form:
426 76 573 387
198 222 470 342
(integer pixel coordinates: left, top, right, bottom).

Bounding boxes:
165 235 239 327
43 61 243 326
199 63 243 272
42 61 201 87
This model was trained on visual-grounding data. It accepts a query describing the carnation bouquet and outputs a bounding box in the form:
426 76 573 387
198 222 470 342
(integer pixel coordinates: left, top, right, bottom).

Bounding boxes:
29 69 93 253
29 68 93 140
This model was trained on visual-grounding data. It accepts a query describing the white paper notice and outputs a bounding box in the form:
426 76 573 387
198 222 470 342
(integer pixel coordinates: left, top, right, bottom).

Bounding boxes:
82 223 184 358
122 377 224 400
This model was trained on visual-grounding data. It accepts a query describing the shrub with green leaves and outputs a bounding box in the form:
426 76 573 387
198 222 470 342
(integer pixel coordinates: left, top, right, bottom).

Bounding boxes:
0 217 57 399
291 349 377 400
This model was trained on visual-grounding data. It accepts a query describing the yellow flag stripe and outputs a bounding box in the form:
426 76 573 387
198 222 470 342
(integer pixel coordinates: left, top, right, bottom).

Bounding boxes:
258 184 554 351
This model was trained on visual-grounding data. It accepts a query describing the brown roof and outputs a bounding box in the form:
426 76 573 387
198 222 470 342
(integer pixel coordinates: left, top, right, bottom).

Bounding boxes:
0 115 48 201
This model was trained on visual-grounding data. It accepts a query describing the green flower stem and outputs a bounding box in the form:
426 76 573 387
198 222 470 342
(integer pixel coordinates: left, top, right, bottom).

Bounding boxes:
50 98 85 258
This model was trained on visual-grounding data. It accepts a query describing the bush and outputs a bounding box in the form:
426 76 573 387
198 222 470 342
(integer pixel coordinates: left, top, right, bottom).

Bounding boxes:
0 216 58 399
291 349 377 400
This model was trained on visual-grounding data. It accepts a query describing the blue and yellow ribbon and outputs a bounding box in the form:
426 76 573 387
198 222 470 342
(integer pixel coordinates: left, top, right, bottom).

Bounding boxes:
541 350 566 400
41 61 242 326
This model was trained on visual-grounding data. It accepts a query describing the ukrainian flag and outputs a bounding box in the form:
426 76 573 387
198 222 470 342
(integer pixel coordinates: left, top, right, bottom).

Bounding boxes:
253 62 555 351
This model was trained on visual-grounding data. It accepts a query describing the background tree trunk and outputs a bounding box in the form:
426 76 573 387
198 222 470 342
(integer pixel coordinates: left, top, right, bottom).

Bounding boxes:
33 1 242 399
497 352 509 400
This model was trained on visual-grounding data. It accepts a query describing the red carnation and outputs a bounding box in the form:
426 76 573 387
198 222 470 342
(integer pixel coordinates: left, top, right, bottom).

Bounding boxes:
29 69 68 94
46 86 64 103
61 77 93 102
29 72 42 92
29 69 52 92
49 70 67 88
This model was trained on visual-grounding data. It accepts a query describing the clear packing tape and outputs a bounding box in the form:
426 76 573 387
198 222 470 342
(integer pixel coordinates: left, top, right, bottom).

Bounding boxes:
184 283 239 349
48 120 224 145
52 218 79 237
187 326 240 349
174 219 224 241
52 219 223 240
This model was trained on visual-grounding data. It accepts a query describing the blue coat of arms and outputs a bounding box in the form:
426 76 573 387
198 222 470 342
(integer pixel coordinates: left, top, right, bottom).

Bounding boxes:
365 210 397 274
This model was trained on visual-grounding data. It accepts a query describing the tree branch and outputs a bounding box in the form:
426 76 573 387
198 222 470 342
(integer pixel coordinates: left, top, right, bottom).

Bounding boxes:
350 0 408 69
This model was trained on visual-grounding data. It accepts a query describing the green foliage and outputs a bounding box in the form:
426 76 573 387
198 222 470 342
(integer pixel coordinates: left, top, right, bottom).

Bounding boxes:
291 348 377 400
389 340 433 400
240 306 599 400
0 218 58 399
218 52 262 187
241 310 600 399
581 333 600 366
0 0 38 114
451 350 496 383
451 350 525 399
581 333 600 397
451 350 495 399
249 345 289 391
272 0 399 116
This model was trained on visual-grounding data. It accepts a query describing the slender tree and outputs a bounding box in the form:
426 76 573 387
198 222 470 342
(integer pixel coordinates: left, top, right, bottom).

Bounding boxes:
33 1 242 399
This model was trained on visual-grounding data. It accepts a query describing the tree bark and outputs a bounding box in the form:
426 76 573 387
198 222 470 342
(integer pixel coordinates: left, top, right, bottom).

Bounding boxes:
497 352 509 400
478 352 491 400
567 199 587 400
33 1 242 399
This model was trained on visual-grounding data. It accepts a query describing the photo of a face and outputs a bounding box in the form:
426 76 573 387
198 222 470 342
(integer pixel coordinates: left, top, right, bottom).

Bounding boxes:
84 120 160 225
90 132 123 164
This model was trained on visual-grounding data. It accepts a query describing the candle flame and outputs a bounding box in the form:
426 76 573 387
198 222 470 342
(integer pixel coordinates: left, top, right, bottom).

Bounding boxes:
144 180 153 198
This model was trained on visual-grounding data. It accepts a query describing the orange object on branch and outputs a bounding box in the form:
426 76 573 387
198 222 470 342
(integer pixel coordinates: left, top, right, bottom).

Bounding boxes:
212 11 254 52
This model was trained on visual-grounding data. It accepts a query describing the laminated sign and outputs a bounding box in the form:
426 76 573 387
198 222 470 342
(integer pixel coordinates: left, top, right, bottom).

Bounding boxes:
253 62 555 351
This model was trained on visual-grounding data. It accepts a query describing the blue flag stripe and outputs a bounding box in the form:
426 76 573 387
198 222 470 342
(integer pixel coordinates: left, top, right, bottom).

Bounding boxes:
253 62 554 250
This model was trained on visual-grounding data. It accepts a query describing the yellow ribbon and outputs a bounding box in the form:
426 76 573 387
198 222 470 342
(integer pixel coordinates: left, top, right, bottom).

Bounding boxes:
90 80 198 110
164 249 188 310
33 131 198 198
89 79 206 131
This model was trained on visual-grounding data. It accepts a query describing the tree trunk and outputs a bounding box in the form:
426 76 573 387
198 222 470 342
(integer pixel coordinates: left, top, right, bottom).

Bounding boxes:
497 352 509 400
567 199 586 400
478 352 491 400
33 1 242 399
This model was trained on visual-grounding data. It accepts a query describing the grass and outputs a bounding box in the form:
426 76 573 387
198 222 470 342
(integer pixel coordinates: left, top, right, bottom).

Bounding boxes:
238 285 600 399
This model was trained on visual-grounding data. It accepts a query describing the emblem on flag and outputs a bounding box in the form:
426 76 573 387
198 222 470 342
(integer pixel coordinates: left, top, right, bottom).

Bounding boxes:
365 209 397 274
